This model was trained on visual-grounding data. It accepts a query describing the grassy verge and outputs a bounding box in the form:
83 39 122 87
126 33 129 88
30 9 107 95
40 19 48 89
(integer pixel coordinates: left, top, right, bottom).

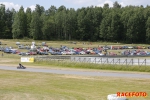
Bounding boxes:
0 53 150 72
34 60 150 72
0 70 149 100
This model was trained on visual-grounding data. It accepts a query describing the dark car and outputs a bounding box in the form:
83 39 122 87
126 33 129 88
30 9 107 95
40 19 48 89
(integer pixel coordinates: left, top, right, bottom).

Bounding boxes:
38 51 49 55
122 46 128 49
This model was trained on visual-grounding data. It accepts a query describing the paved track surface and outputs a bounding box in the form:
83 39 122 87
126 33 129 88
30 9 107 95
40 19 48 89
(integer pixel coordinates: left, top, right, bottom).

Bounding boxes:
0 66 150 79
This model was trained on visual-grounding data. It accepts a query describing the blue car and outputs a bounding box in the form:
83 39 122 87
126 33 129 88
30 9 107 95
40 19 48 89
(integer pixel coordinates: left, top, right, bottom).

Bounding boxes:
3 48 11 53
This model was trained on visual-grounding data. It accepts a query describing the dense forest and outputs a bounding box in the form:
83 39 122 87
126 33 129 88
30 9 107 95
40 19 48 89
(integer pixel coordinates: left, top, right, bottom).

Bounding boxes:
0 1 150 43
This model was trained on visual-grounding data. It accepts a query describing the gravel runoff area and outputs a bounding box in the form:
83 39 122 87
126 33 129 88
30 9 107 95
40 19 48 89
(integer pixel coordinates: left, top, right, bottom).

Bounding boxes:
0 66 150 79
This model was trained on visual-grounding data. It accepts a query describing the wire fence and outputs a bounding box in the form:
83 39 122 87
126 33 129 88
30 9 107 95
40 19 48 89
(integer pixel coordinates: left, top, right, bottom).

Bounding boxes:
70 57 148 66
34 56 150 66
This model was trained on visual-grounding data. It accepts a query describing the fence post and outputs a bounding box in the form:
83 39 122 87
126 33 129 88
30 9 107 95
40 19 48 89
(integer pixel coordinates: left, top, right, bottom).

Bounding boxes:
145 59 146 66
83 57 85 63
107 58 109 64
113 59 114 64
88 58 91 63
138 58 139 66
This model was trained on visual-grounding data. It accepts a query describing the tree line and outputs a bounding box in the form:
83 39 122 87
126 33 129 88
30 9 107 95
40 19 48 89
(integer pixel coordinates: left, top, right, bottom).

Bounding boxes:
0 2 150 43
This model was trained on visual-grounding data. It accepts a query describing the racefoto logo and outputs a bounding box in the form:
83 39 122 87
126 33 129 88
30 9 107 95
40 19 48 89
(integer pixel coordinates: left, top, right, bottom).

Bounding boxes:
117 92 147 98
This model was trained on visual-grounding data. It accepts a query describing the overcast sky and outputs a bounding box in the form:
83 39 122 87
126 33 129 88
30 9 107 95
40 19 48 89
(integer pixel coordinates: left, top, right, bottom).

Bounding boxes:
0 0 149 11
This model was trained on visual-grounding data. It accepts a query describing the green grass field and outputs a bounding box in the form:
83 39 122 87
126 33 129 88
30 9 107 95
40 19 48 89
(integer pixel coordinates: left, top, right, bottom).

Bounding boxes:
0 70 149 100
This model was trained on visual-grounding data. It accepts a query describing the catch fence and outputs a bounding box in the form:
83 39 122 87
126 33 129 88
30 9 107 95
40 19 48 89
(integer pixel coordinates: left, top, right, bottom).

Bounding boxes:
34 56 150 66
70 57 149 66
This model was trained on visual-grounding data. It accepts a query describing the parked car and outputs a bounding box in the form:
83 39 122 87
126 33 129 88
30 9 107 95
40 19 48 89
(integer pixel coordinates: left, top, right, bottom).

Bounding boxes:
10 49 18 54
18 52 27 56
29 49 37 55
65 51 76 55
61 51 67 55
128 46 133 49
16 42 20 45
103 46 111 50
38 51 49 55
112 46 122 50
122 46 128 49
98 53 104 56
18 45 25 49
79 51 86 55
25 46 30 49
25 52 30 55
137 46 146 49
3 48 11 53
41 42 48 46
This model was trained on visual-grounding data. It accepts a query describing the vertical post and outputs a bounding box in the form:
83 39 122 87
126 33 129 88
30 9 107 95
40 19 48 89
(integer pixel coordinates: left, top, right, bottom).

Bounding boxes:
138 58 139 66
145 59 146 66
107 58 108 64
113 59 114 64
88 58 90 63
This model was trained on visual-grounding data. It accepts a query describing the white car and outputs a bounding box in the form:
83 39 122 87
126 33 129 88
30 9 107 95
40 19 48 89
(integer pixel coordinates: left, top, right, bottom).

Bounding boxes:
61 51 67 55
79 51 86 55
128 46 133 49
66 51 76 55
98 53 104 56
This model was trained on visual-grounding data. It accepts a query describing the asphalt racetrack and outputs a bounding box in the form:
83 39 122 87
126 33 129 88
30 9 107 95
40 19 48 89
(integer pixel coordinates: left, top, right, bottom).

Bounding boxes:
0 66 150 79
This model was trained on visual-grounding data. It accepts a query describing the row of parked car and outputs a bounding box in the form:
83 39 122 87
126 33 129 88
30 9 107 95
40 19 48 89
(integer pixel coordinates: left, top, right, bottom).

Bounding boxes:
48 46 103 55
102 45 150 50
121 50 150 56
1 43 150 56
0 45 104 56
